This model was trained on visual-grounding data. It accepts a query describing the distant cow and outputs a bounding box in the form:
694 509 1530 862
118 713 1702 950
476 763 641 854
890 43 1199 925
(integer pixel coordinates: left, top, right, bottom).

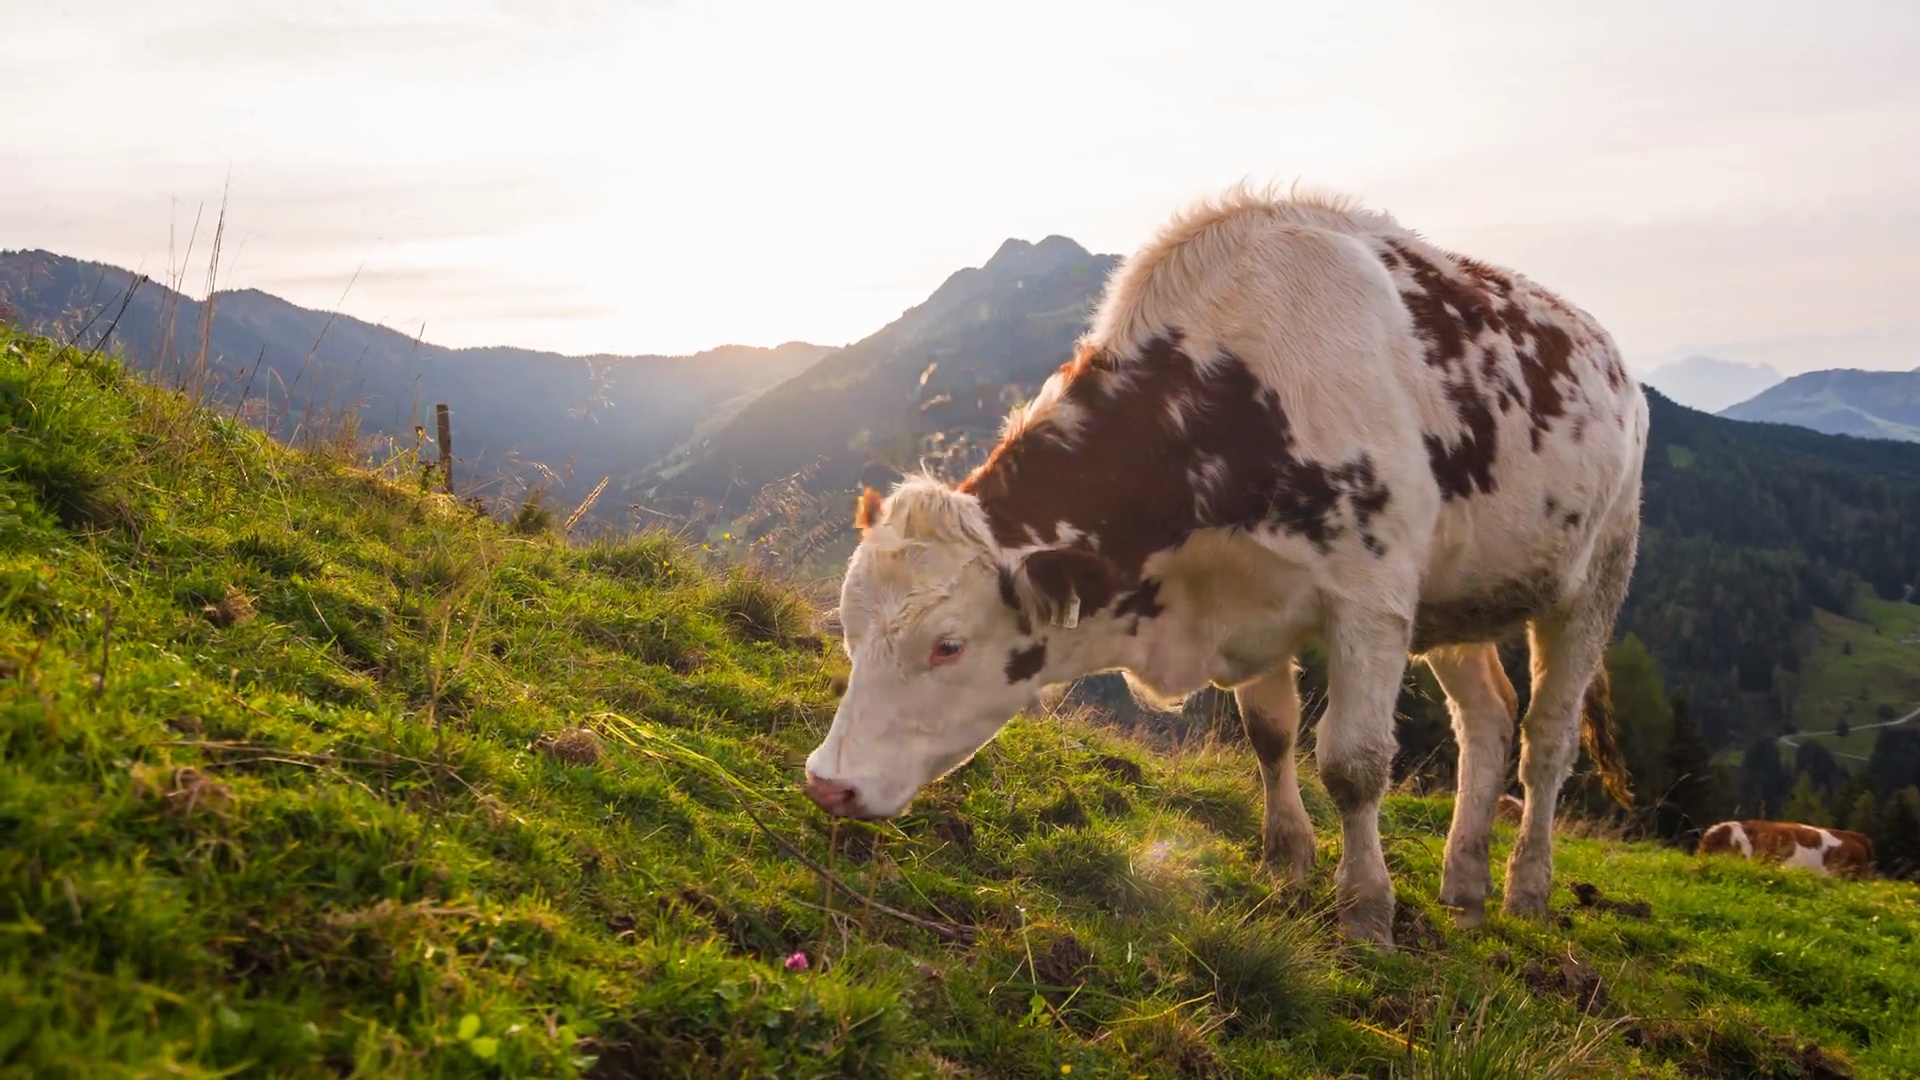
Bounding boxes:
801 184 1646 949
1495 793 1525 825
1698 820 1876 878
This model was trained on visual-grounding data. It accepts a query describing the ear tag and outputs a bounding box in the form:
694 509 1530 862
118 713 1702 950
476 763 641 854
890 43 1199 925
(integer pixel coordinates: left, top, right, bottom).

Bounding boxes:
1055 591 1081 630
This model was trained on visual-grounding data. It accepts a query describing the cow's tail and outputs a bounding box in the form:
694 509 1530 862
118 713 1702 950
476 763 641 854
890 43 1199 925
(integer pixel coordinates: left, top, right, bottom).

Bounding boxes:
1581 661 1635 809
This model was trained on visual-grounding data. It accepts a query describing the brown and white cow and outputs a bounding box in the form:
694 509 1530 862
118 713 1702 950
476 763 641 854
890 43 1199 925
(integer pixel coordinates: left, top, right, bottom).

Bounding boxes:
801 184 1645 948
1698 820 1877 878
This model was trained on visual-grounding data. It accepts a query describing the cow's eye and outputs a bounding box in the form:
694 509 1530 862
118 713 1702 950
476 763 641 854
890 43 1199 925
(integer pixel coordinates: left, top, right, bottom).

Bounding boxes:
930 638 966 666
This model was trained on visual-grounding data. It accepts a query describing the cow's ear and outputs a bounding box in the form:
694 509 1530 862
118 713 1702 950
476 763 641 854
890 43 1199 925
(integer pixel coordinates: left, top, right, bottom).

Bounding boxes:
1013 547 1118 630
854 487 884 533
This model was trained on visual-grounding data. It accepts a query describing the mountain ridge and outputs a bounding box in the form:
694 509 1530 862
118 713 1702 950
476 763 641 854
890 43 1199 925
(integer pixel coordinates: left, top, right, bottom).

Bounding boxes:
1719 366 1920 442
0 248 834 518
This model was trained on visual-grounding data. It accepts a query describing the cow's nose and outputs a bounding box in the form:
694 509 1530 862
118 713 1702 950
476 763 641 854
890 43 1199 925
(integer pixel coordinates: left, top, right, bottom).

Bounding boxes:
803 773 862 816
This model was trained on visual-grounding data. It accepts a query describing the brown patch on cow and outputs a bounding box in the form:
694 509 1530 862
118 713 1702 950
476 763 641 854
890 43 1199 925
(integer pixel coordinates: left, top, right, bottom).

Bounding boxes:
1381 238 1604 496
1115 579 1166 634
1019 547 1120 625
1426 377 1500 499
854 486 883 532
959 333 1400 591
1005 641 1047 683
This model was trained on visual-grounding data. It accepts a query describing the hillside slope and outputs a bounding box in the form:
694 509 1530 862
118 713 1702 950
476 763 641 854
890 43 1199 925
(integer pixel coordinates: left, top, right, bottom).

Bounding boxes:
1720 368 1920 443
5 328 1919 1078
0 249 831 515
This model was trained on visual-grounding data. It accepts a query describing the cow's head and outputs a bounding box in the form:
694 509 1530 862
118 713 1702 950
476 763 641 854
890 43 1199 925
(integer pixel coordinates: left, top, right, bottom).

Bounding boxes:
801 477 1118 818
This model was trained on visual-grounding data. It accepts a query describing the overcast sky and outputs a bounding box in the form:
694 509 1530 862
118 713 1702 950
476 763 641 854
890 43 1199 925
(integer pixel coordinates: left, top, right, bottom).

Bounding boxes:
5 0 1918 373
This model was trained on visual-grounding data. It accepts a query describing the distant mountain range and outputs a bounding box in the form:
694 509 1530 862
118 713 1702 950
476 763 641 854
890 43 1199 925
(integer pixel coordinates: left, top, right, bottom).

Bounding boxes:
1719 368 1920 442
0 249 832 520
1640 355 1783 413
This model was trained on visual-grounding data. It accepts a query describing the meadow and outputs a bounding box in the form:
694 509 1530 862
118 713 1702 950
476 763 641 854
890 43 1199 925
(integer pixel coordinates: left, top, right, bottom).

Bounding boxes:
5 326 1917 1078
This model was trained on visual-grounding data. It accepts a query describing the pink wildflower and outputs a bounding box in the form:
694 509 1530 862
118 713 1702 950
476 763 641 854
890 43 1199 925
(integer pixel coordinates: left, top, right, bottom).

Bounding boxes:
784 951 809 972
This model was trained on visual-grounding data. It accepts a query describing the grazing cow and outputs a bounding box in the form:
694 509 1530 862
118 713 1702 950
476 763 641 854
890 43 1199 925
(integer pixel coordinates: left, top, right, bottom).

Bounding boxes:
801 184 1645 948
1698 820 1877 878
1495 793 1525 825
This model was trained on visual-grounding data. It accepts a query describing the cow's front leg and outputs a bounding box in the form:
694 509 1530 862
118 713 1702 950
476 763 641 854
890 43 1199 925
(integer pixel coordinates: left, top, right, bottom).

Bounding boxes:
1234 659 1316 883
1315 603 1410 949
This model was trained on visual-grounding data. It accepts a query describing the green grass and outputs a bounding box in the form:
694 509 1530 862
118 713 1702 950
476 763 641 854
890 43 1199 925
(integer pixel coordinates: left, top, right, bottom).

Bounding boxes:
1793 595 1920 755
5 326 1920 1078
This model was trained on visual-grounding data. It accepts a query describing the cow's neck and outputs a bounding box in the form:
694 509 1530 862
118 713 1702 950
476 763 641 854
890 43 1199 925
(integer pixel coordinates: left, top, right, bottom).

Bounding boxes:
960 426 1190 596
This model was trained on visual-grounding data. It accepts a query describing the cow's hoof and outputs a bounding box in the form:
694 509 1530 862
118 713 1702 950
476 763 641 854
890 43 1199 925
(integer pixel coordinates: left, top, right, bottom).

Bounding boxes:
1501 891 1549 920
1442 898 1487 930
1337 896 1396 951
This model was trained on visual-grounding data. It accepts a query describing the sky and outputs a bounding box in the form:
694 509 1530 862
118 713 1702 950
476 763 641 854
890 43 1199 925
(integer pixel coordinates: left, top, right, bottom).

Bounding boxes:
4 0 1919 374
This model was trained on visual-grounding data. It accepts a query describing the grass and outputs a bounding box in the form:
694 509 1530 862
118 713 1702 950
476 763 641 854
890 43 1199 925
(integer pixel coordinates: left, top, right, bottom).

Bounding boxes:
4 325 1920 1078
1793 593 1920 755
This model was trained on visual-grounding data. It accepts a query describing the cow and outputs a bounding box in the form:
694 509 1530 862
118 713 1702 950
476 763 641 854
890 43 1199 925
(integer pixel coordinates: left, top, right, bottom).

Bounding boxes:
1697 820 1877 879
801 183 1645 948
1495 793 1525 825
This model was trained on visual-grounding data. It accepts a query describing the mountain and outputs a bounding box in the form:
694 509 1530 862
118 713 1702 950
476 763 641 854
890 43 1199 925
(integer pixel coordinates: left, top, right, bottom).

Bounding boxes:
640 235 1120 515
641 234 1920 756
1719 367 1920 442
1639 354 1781 413
0 249 832 518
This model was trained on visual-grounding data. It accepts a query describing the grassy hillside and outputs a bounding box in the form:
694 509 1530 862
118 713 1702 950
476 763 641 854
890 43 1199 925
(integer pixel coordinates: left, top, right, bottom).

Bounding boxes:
5 326 1920 1079
1790 594 1920 755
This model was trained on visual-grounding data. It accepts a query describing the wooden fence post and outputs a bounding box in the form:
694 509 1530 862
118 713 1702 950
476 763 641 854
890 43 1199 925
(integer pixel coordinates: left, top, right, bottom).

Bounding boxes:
434 403 453 493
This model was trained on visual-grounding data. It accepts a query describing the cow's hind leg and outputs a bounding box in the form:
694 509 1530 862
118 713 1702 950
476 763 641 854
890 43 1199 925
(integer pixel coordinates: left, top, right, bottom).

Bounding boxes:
1235 660 1316 883
1505 533 1636 919
1425 643 1517 928
1316 603 1411 948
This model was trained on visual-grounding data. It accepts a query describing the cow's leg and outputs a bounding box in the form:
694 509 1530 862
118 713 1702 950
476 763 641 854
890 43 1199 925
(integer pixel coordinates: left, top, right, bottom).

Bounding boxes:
1316 603 1411 948
1234 659 1316 883
1505 533 1636 919
1425 643 1517 928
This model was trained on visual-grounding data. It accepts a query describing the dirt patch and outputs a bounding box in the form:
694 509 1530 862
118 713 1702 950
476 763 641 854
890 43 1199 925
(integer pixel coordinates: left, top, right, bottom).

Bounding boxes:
1568 880 1653 919
1033 930 1095 988
1095 753 1146 784
1629 1020 1856 1079
1392 905 1444 953
1520 948 1607 1014
201 584 258 628
1039 791 1090 829
534 727 605 766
